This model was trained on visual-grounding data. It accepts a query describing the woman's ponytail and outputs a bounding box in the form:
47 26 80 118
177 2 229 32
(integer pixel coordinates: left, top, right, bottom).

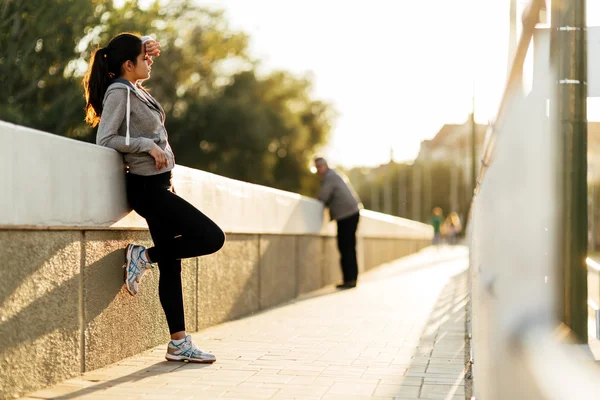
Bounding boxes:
82 47 112 127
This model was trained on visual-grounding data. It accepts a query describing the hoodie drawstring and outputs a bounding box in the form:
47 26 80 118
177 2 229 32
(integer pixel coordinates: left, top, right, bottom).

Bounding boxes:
125 86 131 146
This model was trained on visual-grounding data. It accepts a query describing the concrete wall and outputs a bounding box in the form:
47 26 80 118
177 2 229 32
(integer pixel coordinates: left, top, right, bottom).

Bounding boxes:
1 121 433 399
0 120 429 240
0 230 430 399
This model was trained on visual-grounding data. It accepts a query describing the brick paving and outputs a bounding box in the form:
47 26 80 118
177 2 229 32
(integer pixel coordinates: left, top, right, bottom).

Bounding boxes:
23 246 469 400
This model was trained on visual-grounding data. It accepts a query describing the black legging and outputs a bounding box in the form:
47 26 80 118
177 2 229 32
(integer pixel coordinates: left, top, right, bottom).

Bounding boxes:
126 171 225 334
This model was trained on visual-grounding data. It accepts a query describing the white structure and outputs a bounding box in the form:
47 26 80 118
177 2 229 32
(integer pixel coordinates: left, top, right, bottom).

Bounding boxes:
1 120 431 239
470 22 600 400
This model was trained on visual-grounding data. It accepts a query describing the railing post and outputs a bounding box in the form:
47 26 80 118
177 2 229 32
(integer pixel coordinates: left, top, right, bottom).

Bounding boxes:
551 0 588 343
508 0 518 77
471 110 477 196
412 163 421 221
398 169 407 217
591 183 596 252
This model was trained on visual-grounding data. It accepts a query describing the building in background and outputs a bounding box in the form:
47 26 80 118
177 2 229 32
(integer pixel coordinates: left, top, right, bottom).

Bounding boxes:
416 122 487 169
343 121 488 224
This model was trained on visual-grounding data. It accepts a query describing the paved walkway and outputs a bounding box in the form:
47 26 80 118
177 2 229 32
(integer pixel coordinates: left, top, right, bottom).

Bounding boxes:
22 246 470 400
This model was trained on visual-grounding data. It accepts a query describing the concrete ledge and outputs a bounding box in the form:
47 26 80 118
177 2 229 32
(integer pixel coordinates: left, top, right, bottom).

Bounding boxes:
0 122 129 228
2 121 433 240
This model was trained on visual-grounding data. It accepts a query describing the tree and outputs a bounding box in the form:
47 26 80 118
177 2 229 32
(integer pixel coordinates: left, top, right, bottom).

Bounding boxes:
0 0 102 136
168 70 334 196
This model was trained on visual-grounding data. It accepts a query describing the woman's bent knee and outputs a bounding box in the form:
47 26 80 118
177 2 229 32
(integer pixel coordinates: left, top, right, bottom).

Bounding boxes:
206 228 225 255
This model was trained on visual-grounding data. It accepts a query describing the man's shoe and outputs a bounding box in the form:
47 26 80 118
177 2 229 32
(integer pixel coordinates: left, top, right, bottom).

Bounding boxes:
336 280 357 289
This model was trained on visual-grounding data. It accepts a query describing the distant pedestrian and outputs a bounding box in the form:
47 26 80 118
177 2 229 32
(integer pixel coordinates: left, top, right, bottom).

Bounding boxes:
315 158 362 289
443 212 462 245
431 207 444 246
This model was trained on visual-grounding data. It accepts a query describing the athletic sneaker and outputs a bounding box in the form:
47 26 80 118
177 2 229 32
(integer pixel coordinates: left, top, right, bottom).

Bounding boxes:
123 244 154 296
165 335 216 363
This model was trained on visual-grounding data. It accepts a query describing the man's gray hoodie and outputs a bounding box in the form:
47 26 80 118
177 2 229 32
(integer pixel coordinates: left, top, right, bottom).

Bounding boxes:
96 78 175 176
318 169 362 221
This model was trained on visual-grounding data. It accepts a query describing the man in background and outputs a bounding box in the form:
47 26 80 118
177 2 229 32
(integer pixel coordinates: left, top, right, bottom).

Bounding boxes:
315 157 362 289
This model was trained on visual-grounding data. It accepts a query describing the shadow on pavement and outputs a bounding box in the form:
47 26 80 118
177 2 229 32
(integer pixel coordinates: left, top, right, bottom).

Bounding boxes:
29 359 213 399
385 267 470 400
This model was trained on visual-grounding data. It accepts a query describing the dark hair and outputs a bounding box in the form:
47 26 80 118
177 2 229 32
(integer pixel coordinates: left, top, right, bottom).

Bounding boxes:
82 33 142 127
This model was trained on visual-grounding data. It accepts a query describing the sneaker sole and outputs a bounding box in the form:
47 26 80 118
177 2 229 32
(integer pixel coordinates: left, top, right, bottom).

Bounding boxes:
124 245 135 296
165 354 216 363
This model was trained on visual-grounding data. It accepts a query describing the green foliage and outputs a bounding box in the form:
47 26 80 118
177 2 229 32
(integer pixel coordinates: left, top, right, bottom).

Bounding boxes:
0 0 101 136
0 0 333 195
168 70 334 195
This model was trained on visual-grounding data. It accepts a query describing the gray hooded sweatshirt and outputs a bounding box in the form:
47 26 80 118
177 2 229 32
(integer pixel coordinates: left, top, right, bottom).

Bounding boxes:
318 169 362 221
96 78 175 176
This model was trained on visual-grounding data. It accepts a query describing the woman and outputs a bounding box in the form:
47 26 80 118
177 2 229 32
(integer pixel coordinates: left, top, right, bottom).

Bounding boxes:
82 33 225 363
444 212 462 245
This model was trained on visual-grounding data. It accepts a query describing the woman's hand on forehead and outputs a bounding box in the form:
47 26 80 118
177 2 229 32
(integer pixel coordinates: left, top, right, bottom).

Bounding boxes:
144 39 161 58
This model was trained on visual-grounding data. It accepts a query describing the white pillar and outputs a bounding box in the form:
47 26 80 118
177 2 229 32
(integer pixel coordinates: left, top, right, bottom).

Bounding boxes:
412 165 421 221
398 170 407 217
451 165 459 212
371 184 380 212
384 174 392 215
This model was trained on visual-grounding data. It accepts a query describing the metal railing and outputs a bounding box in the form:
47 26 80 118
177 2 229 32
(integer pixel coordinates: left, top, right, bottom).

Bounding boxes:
468 0 600 398
586 257 600 339
477 0 547 189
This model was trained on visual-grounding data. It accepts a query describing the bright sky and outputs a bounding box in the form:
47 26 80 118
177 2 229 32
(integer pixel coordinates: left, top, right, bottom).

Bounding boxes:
196 0 508 167
130 0 600 167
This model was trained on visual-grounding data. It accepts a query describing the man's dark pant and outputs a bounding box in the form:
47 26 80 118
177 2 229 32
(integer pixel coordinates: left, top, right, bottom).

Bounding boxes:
336 212 360 282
